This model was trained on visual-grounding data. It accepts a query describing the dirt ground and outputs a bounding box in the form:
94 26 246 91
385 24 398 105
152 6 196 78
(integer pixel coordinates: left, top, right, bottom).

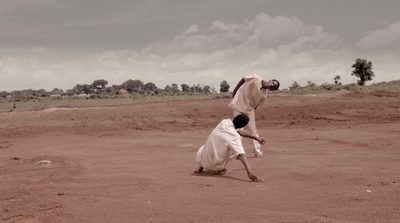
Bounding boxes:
1 90 400 223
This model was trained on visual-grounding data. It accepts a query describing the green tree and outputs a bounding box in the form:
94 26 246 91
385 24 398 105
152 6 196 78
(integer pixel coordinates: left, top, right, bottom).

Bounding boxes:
351 58 375 86
164 85 172 93
334 75 341 85
121 79 144 93
11 90 24 99
35 89 51 97
72 84 82 94
51 88 64 95
220 80 230 93
203 85 211 93
21 89 33 96
92 79 108 92
181 84 190 92
144 82 158 93
190 84 203 93
307 81 316 87
0 91 10 98
171 83 180 93
81 85 93 94
63 89 75 96
105 85 120 95
73 84 92 94
72 84 85 94
289 81 300 91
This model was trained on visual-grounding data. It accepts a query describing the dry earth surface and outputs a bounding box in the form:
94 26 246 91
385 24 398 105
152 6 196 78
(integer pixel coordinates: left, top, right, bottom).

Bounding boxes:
1 90 400 223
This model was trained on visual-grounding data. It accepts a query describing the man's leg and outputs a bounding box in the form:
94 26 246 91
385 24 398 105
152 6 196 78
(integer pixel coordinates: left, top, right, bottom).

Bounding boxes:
215 161 232 175
233 110 263 158
247 110 263 158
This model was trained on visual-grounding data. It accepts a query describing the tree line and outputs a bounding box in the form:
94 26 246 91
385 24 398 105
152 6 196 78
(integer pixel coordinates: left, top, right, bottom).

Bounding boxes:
0 58 373 99
0 79 232 99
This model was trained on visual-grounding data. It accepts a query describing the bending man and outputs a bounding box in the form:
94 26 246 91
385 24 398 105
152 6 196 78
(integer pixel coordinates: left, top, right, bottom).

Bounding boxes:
229 74 280 158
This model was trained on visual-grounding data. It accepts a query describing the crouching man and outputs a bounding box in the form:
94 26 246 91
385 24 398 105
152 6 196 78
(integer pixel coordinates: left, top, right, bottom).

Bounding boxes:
194 114 264 182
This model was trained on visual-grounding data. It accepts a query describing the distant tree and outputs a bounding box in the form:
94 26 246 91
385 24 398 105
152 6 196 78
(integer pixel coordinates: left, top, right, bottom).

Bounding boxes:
190 84 203 93
0 91 10 98
203 85 211 93
81 84 92 94
72 84 92 95
164 85 172 93
351 58 375 86
132 80 145 91
51 88 64 95
220 80 230 92
307 81 316 87
144 82 158 93
171 83 180 93
72 84 82 94
92 79 108 92
289 81 300 91
11 90 24 98
105 85 119 95
21 89 33 96
63 89 75 96
334 75 342 85
121 79 144 93
181 84 190 92
163 83 181 94
121 80 132 93
321 82 333 90
34 89 50 97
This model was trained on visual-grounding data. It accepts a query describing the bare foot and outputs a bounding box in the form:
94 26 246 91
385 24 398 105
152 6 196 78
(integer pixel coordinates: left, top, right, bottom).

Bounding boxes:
215 168 233 175
194 166 203 174
254 152 263 158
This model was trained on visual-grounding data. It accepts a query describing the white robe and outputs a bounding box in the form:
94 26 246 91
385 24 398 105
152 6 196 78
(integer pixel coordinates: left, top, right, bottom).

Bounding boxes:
229 74 269 113
195 119 245 171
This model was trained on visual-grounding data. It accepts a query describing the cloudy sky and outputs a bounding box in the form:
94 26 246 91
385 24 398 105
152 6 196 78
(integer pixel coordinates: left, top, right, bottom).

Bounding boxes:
1 0 400 91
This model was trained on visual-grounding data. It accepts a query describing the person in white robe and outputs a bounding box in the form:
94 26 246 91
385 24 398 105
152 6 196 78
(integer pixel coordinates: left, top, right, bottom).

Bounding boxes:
194 114 264 182
229 74 280 158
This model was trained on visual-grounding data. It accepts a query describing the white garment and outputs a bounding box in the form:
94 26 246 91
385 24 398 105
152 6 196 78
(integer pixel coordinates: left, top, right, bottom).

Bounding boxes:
195 119 245 171
229 74 268 156
229 74 269 113
233 110 262 156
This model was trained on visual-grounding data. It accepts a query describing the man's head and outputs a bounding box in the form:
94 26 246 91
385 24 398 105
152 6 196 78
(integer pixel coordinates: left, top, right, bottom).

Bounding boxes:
262 79 280 91
232 113 249 129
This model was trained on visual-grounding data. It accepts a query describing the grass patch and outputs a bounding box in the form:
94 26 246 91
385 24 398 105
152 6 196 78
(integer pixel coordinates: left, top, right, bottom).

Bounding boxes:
286 80 400 95
2 79 400 113
0 93 218 113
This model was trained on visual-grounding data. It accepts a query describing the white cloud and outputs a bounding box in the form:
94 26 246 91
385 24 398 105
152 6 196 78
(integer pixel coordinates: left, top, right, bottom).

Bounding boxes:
141 13 340 57
1 13 399 92
182 24 199 35
356 21 400 51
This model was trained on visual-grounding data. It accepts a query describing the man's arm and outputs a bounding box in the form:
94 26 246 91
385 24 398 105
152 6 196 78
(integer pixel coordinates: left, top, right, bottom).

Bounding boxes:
232 77 245 98
237 130 265 145
237 154 262 182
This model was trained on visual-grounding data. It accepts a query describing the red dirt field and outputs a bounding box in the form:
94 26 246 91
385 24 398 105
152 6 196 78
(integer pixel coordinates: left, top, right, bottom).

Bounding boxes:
1 91 400 223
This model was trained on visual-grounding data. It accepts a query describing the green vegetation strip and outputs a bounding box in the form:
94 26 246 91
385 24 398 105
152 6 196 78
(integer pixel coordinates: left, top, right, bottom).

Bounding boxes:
0 94 218 113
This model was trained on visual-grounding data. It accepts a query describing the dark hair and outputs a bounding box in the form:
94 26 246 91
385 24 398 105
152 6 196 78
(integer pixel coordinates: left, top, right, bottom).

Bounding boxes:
271 79 280 90
232 114 249 129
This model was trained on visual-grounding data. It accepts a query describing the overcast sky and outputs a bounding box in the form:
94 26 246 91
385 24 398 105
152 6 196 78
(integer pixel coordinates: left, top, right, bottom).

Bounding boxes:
1 0 400 91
